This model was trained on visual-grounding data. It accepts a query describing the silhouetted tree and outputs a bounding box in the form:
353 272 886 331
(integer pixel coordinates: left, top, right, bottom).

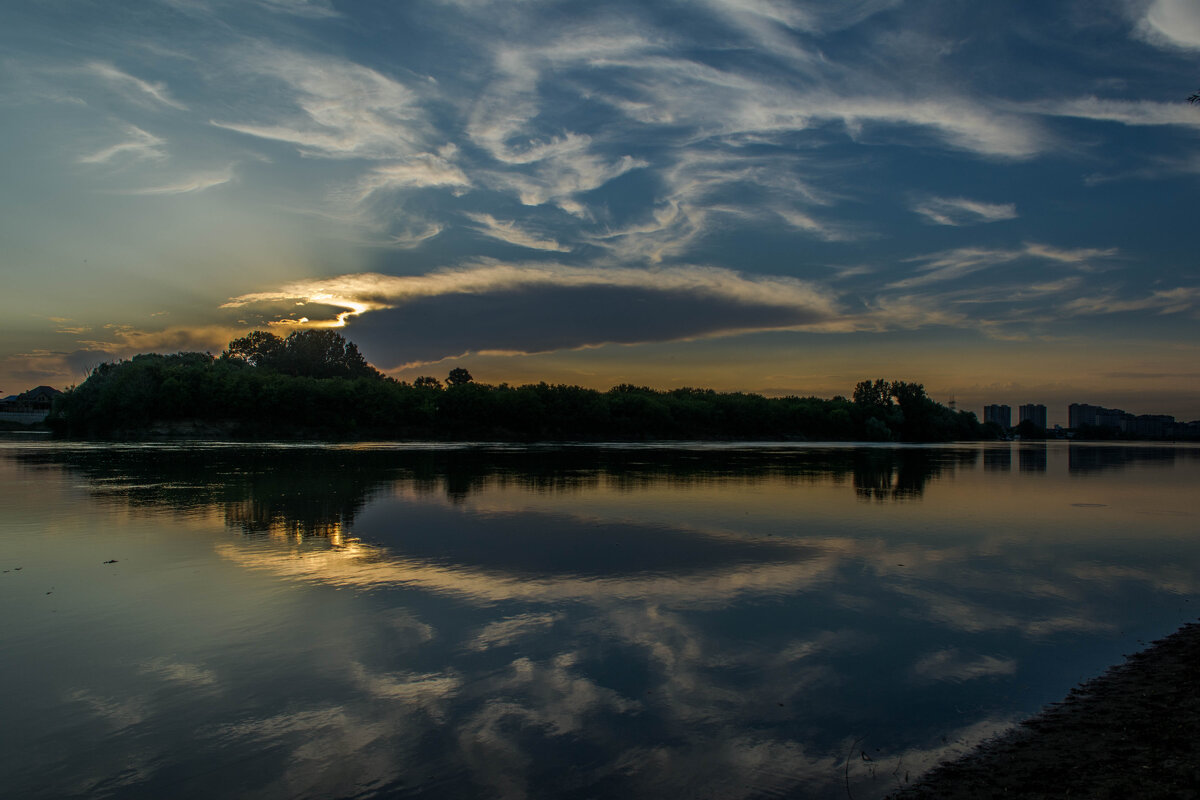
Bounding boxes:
852 379 892 411
222 329 380 379
223 331 285 367
50 346 993 442
446 367 473 386
1013 419 1047 439
889 380 927 409
277 329 378 379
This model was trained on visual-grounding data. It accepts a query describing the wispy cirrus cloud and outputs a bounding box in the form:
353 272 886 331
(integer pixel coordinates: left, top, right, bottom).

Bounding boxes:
122 166 234 195
813 95 1049 158
389 222 446 249
463 213 571 252
211 48 431 160
910 196 1017 226
464 31 654 165
1023 96 1200 127
557 20 1049 158
352 153 471 201
158 0 341 20
1022 243 1118 265
481 152 646 211
77 125 165 164
254 0 341 18
1083 152 1200 184
585 51 1049 158
584 150 855 262
888 244 1118 289
584 200 697 264
888 247 1027 289
701 0 901 40
1059 286 1200 317
85 62 187 110
774 207 859 241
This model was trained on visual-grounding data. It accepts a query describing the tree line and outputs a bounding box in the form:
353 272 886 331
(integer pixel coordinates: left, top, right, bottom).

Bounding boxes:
49 330 993 442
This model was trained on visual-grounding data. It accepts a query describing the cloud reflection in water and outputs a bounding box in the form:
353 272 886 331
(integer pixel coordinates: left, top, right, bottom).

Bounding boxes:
5 443 1199 799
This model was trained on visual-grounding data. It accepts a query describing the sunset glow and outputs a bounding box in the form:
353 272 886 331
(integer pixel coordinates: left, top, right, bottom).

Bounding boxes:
2 1 1198 424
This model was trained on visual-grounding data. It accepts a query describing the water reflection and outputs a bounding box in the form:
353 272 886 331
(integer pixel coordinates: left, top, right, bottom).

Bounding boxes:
1 441 1198 800
1019 442 1047 473
12 445 980 534
983 445 1011 472
1066 443 1197 473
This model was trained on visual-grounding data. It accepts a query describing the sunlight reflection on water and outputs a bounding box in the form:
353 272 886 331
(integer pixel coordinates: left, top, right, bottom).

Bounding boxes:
0 440 1197 799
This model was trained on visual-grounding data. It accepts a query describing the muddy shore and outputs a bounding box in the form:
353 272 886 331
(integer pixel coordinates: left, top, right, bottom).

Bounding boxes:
889 620 1200 798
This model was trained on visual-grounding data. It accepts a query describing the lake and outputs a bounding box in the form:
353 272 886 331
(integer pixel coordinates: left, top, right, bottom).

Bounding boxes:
1 439 1197 799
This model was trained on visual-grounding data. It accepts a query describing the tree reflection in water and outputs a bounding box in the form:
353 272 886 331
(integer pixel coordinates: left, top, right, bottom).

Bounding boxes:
15 445 978 537
4 441 1200 800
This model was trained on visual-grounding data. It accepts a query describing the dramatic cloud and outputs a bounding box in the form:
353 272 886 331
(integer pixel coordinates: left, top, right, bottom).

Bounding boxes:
4 1 1200 415
223 265 841 367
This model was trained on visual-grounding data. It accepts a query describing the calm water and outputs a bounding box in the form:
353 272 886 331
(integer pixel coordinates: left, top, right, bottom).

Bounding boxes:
1 439 1198 799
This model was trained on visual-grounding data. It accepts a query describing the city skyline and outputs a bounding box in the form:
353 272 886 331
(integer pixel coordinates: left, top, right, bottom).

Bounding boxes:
983 400 1185 431
2 1 1198 421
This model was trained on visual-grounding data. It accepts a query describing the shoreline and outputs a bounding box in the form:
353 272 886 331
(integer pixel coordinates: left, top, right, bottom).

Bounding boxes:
889 620 1200 798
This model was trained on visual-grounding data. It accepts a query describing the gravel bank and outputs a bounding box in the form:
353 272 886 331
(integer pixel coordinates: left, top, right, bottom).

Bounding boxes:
889 621 1200 799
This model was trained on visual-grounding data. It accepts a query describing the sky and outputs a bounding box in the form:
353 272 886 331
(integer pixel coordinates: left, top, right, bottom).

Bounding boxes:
2 0 1199 425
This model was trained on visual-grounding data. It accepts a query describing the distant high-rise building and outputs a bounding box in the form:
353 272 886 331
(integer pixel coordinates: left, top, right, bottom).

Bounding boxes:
1069 403 1140 431
1068 403 1182 438
1069 403 1100 429
983 404 1011 429
1018 403 1047 429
